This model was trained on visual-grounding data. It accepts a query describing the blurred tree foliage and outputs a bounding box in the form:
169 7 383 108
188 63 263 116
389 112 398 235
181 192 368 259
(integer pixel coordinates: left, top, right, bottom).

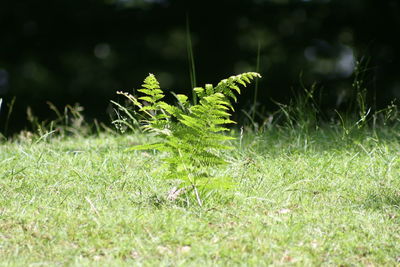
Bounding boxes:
0 0 399 132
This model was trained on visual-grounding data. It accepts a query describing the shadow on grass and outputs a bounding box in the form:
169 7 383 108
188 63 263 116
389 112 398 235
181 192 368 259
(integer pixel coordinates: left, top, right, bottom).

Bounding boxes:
363 188 400 210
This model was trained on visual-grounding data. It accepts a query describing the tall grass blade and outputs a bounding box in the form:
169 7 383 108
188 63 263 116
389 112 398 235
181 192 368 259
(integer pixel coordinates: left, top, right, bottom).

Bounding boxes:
252 41 261 121
186 14 197 105
5 97 16 136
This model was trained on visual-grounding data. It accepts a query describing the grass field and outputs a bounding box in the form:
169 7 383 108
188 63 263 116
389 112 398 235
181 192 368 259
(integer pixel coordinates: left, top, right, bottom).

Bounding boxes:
1 126 400 266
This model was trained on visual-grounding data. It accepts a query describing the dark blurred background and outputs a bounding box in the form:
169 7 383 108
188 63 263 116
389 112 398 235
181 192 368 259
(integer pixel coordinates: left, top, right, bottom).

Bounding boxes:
1 0 399 133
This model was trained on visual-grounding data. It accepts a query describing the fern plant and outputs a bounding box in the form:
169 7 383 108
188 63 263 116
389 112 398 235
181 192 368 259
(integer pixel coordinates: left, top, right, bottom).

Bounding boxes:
117 72 260 205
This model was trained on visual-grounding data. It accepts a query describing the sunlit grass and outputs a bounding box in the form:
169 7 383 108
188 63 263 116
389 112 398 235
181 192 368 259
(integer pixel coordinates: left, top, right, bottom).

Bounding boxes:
1 126 399 266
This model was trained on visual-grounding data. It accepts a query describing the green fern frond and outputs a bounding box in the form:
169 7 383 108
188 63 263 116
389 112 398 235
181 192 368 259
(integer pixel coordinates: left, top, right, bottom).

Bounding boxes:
116 72 260 205
137 73 166 115
214 72 262 107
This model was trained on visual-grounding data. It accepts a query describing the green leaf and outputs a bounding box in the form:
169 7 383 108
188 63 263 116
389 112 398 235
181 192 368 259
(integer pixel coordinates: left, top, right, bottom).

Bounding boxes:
176 94 188 104
193 87 205 98
138 96 154 103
